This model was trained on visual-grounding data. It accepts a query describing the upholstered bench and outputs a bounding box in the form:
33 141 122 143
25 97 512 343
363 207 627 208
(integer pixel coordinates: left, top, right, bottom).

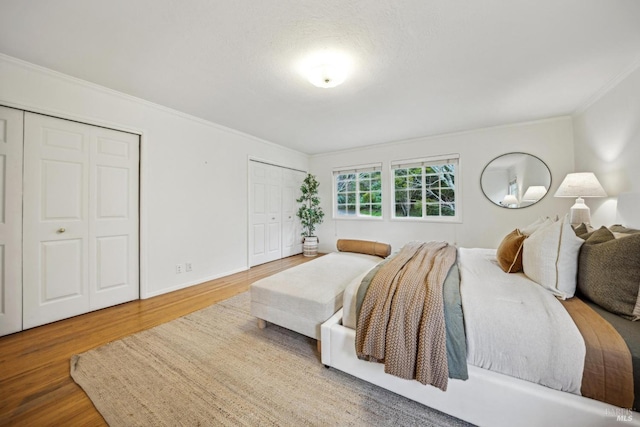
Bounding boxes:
250 243 389 350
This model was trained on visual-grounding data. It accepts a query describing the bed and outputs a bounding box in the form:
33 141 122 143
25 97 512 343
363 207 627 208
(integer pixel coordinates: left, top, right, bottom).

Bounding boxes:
321 193 640 427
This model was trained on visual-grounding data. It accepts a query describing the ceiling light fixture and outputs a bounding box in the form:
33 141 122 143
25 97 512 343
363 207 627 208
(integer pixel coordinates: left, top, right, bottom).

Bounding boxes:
299 50 351 89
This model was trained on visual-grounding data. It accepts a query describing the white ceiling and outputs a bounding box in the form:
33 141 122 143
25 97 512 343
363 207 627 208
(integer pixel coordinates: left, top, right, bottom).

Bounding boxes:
1 1 639 155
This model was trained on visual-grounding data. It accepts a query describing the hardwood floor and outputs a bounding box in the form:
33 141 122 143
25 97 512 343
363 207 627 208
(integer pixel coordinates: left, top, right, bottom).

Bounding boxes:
0 254 319 426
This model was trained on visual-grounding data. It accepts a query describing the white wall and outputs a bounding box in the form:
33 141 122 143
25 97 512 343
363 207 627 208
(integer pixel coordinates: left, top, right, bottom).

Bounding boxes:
310 118 575 252
0 54 309 298
572 63 640 226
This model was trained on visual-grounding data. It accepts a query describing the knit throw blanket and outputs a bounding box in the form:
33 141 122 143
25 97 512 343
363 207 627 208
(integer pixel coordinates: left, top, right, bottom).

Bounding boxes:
355 241 457 391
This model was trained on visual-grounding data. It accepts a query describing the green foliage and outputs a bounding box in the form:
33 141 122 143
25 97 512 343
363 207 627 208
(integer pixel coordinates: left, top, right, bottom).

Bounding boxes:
296 173 325 237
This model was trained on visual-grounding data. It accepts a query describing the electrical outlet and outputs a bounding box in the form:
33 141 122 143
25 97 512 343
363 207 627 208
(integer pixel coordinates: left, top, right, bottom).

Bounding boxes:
176 264 183 274
185 262 192 272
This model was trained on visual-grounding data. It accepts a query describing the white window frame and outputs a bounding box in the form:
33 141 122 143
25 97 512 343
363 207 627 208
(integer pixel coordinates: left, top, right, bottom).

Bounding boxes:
390 154 461 223
332 163 383 220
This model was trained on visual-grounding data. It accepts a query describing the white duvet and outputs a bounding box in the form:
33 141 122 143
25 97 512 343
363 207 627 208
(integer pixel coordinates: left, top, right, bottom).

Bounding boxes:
342 247 586 394
459 248 585 394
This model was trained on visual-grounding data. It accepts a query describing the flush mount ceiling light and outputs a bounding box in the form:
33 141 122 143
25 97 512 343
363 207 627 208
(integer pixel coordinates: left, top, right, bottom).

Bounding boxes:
299 51 352 89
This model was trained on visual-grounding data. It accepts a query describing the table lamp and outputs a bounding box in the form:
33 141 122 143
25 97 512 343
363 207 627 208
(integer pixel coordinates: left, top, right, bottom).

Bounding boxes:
554 172 606 225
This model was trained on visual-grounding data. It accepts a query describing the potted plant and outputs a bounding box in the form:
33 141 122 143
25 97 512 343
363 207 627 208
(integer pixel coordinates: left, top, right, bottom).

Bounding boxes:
296 173 325 256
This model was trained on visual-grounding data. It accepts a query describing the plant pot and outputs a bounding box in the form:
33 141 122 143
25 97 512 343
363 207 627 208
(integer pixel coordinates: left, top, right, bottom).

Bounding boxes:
303 236 319 257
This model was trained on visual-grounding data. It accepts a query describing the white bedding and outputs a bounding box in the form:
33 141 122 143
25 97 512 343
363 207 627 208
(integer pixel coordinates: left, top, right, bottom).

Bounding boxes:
459 248 585 394
341 247 586 394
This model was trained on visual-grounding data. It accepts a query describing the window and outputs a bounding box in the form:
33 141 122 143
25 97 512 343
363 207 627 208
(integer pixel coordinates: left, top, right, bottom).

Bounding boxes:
391 154 460 221
333 164 382 218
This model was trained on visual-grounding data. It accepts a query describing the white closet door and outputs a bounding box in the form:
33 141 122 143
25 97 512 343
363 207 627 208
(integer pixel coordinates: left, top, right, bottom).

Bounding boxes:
250 162 305 266
89 126 139 310
249 161 282 267
23 113 139 329
281 169 304 258
0 106 23 336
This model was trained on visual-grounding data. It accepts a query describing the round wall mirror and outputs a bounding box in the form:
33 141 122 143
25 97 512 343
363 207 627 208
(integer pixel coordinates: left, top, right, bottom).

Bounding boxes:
481 153 551 209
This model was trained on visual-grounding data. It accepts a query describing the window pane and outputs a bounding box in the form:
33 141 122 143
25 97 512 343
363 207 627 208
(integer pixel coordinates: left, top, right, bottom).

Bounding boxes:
395 190 408 203
360 205 371 216
409 202 422 217
391 159 459 220
442 173 455 188
426 204 440 216
347 180 356 191
425 175 439 187
426 189 440 203
441 188 455 203
359 180 371 191
409 189 422 202
395 204 409 217
347 193 356 204
371 204 382 217
442 204 455 216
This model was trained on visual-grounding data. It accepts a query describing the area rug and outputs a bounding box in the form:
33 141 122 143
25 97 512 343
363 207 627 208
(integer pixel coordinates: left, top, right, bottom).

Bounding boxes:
71 292 472 426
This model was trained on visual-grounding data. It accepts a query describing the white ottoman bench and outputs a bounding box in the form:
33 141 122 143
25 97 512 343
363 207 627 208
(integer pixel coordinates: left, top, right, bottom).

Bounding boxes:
250 251 383 349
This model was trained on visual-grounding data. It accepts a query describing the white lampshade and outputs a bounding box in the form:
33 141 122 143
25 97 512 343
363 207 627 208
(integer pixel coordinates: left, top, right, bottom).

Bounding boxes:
554 172 606 225
553 172 607 198
522 186 547 202
502 194 519 207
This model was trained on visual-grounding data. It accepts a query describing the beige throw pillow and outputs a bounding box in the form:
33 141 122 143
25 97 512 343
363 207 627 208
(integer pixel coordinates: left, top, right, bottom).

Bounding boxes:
523 214 584 299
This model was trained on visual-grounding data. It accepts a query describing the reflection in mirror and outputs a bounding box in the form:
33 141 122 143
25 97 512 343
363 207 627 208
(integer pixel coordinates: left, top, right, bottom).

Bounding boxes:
481 153 551 209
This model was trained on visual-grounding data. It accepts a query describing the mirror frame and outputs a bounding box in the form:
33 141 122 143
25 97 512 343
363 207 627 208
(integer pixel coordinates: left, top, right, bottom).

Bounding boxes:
480 152 552 209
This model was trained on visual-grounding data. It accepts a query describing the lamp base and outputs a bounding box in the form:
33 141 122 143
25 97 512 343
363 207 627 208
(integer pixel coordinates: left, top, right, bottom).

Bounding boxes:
569 197 591 226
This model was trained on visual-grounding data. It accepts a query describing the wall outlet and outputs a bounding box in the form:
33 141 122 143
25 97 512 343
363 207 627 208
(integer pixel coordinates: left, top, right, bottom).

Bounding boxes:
176 264 183 274
185 262 192 272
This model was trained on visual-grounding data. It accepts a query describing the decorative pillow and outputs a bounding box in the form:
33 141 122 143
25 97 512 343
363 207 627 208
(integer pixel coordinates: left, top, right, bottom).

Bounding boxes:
336 239 391 258
520 217 553 236
609 224 640 234
578 228 640 320
523 214 584 299
573 223 588 236
496 229 527 273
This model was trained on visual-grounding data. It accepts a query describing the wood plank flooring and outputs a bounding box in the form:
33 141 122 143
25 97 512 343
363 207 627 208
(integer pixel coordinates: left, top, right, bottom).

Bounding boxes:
0 254 319 426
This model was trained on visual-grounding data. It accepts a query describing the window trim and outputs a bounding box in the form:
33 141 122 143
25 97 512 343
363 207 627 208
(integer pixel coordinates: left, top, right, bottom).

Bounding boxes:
332 163 383 220
390 154 461 223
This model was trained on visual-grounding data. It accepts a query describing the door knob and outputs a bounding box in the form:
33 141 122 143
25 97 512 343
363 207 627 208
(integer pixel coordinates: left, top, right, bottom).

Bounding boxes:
57 228 66 233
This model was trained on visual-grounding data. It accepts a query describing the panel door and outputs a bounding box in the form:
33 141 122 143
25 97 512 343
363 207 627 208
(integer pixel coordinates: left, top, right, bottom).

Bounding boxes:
89 126 139 310
23 113 91 328
0 106 24 336
249 161 284 267
249 161 269 267
265 165 282 262
23 113 139 329
281 169 304 257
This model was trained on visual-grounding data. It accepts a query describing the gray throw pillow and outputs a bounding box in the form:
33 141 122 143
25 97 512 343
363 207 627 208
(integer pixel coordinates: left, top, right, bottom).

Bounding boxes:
578 227 640 320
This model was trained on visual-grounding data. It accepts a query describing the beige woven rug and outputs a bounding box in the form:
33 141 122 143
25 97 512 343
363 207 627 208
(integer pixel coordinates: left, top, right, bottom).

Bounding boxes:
71 292 471 426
